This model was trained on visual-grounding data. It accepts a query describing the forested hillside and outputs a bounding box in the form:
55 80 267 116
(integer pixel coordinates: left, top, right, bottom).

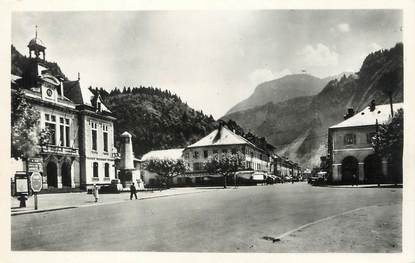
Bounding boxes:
94 87 217 157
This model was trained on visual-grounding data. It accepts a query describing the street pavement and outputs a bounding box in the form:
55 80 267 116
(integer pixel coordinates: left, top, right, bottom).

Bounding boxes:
11 182 401 252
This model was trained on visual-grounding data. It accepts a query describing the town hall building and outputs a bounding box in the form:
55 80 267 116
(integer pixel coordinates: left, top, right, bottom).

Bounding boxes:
11 30 117 191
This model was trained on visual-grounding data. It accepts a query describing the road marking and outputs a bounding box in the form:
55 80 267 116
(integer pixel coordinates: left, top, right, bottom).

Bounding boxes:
275 205 383 240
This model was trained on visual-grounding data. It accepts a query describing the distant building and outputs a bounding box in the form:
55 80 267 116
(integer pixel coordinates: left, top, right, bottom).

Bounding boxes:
11 29 117 190
328 103 403 184
183 125 271 184
270 155 301 181
138 148 185 186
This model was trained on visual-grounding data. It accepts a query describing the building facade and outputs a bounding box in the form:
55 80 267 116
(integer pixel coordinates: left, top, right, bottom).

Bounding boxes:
11 31 117 190
270 155 301 181
328 103 403 184
183 126 271 183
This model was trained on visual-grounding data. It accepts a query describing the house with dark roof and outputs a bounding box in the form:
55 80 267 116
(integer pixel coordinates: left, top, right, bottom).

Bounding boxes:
328 102 403 184
11 30 117 191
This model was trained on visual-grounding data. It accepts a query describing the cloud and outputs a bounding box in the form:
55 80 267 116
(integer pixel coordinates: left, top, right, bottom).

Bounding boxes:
298 43 339 67
249 68 291 86
368 42 382 52
337 23 350 33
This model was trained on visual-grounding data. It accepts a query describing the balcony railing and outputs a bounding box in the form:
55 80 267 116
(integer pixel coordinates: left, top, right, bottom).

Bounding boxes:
112 152 121 159
41 145 79 155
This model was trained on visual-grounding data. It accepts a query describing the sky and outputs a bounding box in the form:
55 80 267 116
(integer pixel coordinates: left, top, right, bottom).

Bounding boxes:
12 10 402 118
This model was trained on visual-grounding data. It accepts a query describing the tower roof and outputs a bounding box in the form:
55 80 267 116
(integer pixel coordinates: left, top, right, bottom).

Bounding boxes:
28 38 46 49
28 26 46 50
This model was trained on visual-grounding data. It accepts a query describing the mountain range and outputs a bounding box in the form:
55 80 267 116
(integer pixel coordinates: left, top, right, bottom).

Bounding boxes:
226 72 353 115
222 43 403 168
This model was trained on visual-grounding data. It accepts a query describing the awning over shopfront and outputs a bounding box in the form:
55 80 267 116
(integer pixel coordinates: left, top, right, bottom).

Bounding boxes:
235 170 254 180
251 172 267 181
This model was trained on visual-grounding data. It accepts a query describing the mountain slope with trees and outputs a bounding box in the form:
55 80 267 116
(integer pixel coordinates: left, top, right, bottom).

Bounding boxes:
223 43 403 167
96 87 217 157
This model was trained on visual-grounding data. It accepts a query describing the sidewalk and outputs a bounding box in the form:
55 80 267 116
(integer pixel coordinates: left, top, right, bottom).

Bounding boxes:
326 184 402 188
11 187 223 216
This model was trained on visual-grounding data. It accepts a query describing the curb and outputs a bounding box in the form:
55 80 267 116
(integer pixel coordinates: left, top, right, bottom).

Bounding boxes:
11 188 221 216
325 184 402 188
11 206 77 216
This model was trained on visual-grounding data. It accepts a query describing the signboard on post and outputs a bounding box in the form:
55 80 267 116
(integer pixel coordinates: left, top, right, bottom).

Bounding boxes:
28 158 43 173
15 171 29 195
30 172 43 192
29 172 42 210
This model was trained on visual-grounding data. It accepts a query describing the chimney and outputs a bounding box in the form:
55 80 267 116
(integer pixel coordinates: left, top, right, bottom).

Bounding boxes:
78 72 80 81
369 99 376 112
213 121 224 143
343 108 355 120
60 78 64 98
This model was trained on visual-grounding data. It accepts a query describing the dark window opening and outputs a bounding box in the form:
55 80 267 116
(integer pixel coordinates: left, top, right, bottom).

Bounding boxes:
65 126 70 147
93 162 99 177
105 163 110 177
92 130 97 151
60 125 65 146
103 132 108 152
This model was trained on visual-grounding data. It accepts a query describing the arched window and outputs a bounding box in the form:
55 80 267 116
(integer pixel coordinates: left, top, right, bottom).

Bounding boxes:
93 162 99 177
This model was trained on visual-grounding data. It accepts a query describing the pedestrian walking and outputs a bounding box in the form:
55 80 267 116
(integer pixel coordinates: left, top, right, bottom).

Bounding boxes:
130 182 138 200
92 184 99 202
352 174 358 186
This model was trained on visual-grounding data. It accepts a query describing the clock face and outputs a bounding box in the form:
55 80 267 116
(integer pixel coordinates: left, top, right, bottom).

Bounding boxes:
46 89 53 97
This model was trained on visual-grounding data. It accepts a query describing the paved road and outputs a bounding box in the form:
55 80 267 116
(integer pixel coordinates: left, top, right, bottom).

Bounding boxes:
11 183 401 252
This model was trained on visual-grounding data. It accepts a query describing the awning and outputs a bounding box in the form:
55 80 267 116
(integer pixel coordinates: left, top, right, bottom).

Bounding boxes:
251 172 266 181
235 170 254 180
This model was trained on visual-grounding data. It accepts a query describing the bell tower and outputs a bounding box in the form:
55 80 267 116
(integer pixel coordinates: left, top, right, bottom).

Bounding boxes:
27 25 46 60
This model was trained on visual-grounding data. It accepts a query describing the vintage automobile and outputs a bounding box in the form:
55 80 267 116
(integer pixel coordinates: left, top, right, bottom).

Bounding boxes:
309 171 328 186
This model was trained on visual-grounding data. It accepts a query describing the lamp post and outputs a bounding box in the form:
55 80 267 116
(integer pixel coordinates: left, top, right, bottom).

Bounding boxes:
375 118 381 187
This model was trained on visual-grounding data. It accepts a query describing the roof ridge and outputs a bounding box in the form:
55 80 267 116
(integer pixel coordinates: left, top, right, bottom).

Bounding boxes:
330 102 403 129
221 126 257 148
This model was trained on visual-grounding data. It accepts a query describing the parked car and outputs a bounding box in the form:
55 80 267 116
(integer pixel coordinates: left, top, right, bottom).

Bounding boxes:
99 179 123 193
309 171 327 186
274 176 284 183
265 176 275 185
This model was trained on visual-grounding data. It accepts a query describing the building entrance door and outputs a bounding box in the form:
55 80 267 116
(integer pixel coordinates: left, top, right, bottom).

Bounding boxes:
61 162 72 187
364 154 382 184
341 156 358 184
47 162 58 188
